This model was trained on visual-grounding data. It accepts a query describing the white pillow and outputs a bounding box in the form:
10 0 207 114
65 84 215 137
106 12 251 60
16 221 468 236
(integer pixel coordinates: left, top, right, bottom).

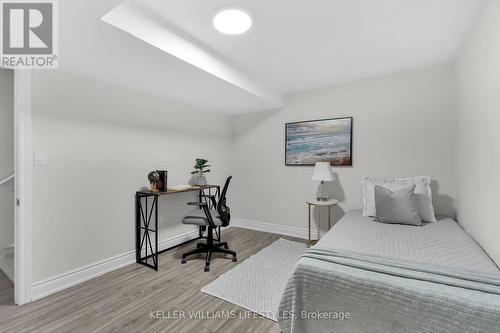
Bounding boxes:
361 176 437 222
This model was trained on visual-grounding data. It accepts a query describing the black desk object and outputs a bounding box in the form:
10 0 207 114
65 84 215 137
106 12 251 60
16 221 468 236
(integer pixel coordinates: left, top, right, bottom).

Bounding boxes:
135 185 220 271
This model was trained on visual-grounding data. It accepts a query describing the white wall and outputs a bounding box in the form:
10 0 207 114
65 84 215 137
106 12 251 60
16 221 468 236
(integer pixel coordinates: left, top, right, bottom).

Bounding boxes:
456 0 500 266
0 68 14 249
31 70 231 282
231 64 457 230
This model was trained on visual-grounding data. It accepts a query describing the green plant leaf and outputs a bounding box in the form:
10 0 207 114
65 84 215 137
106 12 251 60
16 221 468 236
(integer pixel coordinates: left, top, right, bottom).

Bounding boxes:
192 158 210 175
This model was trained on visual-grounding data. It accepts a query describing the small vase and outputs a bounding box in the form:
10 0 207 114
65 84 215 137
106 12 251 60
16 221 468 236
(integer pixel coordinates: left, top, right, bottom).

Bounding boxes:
195 176 207 186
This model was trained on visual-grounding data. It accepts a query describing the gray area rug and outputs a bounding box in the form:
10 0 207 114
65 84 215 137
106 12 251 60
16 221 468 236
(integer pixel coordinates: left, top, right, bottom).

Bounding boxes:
201 239 306 321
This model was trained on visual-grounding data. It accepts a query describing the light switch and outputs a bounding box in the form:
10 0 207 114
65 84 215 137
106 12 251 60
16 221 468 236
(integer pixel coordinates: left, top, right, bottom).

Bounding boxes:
34 150 48 165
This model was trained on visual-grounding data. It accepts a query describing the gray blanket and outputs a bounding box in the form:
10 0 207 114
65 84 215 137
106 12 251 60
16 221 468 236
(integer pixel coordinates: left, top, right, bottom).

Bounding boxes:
278 248 500 333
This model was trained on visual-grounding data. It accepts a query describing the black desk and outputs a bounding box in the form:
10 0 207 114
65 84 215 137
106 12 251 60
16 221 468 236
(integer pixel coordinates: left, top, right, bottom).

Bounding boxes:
135 185 220 271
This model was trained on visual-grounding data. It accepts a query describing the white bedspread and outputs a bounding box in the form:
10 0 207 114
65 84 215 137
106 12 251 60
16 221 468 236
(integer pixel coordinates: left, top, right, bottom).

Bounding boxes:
278 210 500 333
316 210 499 274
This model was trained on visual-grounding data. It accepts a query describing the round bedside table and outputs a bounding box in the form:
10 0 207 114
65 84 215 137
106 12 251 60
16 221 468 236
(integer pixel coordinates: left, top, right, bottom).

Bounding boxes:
306 199 338 247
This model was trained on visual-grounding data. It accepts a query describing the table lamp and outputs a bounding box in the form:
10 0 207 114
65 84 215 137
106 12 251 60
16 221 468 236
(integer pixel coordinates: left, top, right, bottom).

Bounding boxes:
311 162 336 201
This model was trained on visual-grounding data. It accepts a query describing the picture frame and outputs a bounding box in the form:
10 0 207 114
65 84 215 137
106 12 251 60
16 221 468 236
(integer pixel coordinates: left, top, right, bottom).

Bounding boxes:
285 117 353 166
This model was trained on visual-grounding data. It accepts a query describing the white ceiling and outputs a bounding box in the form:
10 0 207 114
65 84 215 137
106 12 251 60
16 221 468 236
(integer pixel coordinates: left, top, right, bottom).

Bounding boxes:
60 0 483 114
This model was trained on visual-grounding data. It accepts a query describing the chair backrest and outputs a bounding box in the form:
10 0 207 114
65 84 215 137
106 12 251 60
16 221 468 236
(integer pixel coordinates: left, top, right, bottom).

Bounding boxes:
217 176 232 227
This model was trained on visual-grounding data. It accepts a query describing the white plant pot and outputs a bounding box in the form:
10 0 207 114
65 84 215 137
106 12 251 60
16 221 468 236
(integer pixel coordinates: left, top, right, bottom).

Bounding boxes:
194 175 207 186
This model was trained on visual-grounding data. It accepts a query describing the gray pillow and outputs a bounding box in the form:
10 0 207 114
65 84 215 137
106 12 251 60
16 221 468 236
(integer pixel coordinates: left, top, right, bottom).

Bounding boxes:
374 185 422 226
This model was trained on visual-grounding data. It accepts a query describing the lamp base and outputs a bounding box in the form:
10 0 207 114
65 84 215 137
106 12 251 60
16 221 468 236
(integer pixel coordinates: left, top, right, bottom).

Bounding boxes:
316 181 329 201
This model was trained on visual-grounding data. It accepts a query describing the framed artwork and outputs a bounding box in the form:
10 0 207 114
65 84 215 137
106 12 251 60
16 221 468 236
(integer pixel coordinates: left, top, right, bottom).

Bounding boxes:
285 117 353 166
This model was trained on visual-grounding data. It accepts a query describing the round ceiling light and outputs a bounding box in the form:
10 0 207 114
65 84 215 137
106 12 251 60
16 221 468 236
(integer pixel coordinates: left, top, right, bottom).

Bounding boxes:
213 9 252 35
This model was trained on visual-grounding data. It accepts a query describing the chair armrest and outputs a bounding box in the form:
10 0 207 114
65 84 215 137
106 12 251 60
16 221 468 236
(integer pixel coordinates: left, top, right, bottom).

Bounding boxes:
187 201 207 207
183 215 206 220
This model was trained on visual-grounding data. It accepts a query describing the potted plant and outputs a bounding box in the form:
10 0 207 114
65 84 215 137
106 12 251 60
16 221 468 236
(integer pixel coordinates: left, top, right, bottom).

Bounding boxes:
191 158 211 186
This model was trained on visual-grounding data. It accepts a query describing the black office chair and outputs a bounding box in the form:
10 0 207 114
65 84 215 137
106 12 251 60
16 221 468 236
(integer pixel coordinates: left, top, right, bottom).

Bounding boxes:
180 176 237 271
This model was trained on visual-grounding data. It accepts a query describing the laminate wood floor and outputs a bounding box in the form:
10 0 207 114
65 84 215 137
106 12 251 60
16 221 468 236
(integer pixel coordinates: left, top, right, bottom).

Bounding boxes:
0 228 305 333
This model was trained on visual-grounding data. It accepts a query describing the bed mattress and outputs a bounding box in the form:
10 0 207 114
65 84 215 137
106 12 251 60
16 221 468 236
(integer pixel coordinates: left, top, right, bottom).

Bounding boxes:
316 209 499 275
278 210 500 333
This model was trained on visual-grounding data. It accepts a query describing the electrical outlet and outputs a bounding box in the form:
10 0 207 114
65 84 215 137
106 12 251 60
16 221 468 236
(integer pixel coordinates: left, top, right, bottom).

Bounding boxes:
279 203 286 212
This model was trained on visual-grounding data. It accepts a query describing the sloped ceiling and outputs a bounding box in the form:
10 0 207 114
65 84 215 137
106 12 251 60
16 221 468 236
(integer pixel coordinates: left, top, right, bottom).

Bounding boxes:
60 0 483 114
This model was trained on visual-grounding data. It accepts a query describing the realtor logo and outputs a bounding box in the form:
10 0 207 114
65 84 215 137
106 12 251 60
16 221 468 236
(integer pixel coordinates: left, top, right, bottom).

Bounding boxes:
1 0 58 68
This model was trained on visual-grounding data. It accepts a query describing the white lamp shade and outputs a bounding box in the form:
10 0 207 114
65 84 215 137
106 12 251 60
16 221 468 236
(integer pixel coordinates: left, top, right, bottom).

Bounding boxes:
311 162 336 181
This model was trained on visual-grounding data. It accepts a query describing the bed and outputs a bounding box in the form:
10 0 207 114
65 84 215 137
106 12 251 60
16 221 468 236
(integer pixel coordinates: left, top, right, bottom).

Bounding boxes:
278 210 500 333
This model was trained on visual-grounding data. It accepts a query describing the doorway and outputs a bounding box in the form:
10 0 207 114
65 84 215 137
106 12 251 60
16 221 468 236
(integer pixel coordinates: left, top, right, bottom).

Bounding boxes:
0 68 14 305
0 69 32 306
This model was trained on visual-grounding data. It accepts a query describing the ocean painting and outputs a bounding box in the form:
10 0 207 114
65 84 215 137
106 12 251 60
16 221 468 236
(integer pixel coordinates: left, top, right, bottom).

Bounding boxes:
285 117 352 166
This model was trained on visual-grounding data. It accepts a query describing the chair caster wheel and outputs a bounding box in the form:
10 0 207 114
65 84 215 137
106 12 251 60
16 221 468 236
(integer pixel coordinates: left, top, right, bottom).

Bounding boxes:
232 256 237 262
181 258 186 264
204 265 210 272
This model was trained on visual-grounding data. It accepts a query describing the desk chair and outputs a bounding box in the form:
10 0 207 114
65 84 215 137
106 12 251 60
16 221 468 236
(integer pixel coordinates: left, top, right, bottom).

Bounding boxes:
181 176 237 271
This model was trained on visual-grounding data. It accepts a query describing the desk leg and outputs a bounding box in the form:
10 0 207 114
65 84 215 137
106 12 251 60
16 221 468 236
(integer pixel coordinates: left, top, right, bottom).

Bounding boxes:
135 193 140 263
136 194 159 271
154 196 158 271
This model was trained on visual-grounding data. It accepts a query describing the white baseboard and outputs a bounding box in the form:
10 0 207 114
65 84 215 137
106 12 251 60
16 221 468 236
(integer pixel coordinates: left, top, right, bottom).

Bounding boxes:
31 219 321 302
230 218 325 240
31 230 199 301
